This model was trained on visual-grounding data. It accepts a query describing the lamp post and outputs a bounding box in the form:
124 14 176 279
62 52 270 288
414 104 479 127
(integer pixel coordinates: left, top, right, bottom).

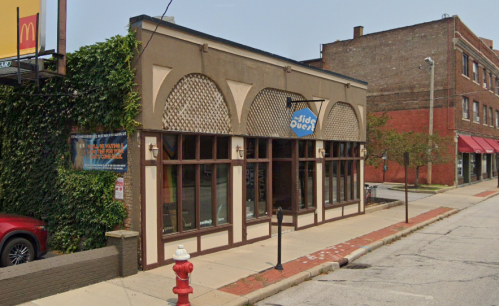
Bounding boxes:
425 57 435 185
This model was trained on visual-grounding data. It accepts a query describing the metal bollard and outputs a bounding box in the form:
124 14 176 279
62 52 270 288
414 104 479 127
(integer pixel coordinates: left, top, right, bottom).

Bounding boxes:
275 207 283 270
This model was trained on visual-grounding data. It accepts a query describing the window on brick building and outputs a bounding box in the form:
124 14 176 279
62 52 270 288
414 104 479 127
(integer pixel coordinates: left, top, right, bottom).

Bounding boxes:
490 108 494 126
473 101 479 122
483 105 488 125
496 78 499 95
462 97 470 119
462 54 469 77
483 69 488 88
496 110 499 128
473 62 479 82
490 73 493 90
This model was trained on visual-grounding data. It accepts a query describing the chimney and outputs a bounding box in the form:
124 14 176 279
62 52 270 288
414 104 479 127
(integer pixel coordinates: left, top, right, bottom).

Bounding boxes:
354 26 364 39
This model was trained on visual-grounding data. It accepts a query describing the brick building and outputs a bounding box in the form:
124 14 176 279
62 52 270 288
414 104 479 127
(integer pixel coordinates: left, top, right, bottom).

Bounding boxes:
306 16 499 186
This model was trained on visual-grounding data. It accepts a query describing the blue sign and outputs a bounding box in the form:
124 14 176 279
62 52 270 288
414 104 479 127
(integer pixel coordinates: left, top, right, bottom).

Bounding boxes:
70 131 128 172
290 108 317 137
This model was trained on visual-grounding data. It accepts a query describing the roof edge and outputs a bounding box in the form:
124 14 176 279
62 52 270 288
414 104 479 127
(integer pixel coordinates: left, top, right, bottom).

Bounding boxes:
129 15 367 86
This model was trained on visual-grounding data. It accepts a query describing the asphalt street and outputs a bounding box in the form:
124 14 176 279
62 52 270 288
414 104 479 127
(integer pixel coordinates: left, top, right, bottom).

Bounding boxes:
257 195 499 306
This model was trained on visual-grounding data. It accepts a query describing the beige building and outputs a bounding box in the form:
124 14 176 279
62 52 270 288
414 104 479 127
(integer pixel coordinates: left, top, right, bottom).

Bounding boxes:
128 15 367 270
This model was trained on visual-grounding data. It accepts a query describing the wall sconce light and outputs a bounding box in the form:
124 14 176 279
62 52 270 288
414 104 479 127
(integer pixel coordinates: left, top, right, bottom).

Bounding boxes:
236 145 244 158
318 148 325 158
149 143 159 159
362 148 368 156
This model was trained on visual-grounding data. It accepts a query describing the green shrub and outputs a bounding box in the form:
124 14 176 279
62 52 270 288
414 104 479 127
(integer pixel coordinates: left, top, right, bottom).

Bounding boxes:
0 29 140 252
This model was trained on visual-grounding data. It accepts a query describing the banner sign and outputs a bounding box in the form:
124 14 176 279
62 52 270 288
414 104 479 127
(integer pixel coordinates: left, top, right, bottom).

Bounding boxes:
71 131 127 172
290 108 317 137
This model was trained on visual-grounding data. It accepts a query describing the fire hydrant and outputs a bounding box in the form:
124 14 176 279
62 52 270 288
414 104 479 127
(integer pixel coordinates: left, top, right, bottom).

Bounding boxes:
172 245 194 306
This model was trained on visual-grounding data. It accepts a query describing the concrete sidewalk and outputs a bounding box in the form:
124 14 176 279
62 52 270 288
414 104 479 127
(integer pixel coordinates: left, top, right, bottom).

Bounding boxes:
19 180 499 306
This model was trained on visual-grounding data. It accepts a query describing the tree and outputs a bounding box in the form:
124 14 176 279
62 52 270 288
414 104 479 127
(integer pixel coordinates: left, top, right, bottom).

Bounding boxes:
365 112 391 168
388 131 453 188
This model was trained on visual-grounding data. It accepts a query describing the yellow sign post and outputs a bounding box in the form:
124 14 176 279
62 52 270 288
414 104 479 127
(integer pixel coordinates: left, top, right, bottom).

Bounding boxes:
0 0 46 60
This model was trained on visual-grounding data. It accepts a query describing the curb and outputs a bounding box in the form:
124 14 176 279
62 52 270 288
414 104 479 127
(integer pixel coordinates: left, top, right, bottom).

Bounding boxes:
223 262 340 306
388 186 456 194
231 208 459 306
365 200 403 214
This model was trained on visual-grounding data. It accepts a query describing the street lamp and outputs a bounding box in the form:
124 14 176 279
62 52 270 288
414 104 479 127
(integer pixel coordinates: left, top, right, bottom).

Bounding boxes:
425 57 435 185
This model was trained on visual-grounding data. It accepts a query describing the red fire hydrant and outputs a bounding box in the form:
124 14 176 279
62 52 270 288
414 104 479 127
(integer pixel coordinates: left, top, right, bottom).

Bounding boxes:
172 245 194 306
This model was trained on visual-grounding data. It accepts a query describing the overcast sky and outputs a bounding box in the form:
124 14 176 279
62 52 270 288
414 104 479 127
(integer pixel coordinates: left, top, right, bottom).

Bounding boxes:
44 0 499 61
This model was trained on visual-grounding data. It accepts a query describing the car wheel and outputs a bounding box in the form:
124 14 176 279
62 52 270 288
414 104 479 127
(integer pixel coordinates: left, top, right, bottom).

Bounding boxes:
1 238 35 267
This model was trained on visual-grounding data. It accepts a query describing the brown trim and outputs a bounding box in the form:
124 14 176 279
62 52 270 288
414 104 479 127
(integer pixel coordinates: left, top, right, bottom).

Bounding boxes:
162 224 232 243
162 159 232 165
296 207 316 215
143 262 160 271
157 134 164 266
270 222 294 226
246 217 271 225
142 160 156 166
140 132 146 269
232 160 244 166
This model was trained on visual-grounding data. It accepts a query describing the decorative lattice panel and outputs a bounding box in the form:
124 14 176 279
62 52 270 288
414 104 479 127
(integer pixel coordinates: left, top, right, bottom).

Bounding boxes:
163 74 232 134
247 88 315 138
323 102 360 141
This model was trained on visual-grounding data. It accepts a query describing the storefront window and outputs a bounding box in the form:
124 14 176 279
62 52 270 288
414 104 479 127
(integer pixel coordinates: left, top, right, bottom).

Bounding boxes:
324 142 361 206
161 133 231 235
471 154 477 175
246 138 270 219
482 154 487 174
182 165 196 231
163 165 178 234
457 153 463 177
298 141 315 210
217 164 229 225
200 164 213 227
324 163 330 204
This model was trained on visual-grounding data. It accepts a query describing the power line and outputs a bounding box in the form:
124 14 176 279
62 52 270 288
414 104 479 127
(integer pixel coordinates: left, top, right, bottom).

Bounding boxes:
132 0 174 68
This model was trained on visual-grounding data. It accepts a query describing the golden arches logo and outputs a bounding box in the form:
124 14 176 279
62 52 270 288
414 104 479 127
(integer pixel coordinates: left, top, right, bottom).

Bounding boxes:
18 15 38 50
20 22 35 43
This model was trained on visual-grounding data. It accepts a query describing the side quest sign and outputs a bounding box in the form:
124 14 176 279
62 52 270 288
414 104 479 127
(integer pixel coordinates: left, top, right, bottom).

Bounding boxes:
290 108 317 137
71 131 127 172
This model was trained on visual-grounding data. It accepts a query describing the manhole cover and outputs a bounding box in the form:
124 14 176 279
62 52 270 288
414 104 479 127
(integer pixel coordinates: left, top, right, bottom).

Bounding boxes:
344 263 371 269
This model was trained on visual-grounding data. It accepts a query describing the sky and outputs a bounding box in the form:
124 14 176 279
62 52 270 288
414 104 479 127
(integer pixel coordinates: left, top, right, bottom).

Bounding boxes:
43 0 499 62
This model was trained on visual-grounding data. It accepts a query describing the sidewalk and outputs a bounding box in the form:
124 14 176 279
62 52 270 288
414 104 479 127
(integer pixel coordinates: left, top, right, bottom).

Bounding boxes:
20 180 499 306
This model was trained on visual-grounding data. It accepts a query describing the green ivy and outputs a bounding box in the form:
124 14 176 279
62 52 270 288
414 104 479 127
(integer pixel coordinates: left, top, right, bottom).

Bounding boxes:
0 29 140 251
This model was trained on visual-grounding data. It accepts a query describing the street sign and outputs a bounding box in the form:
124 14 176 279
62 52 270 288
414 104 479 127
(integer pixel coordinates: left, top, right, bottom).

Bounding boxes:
0 0 46 61
290 108 317 137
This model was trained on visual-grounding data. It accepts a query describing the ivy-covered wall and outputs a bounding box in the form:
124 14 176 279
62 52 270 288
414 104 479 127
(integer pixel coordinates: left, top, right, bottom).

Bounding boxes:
0 30 140 252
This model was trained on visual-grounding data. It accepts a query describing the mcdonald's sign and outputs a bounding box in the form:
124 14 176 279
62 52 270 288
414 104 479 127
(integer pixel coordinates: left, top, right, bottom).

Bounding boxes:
19 15 38 50
0 0 46 61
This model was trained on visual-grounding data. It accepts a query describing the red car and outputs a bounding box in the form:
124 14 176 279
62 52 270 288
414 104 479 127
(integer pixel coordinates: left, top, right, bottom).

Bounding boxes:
0 213 48 267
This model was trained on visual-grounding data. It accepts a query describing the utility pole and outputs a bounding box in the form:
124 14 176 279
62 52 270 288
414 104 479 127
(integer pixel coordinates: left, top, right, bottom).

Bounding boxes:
425 57 435 185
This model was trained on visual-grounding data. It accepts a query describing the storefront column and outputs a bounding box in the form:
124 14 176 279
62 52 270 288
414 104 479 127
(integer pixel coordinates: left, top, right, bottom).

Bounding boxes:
231 136 244 244
315 141 323 223
144 135 158 266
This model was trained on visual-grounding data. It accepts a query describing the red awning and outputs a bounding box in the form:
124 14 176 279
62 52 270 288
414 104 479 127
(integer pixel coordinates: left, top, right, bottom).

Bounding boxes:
483 138 499 153
458 135 483 153
472 137 495 154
